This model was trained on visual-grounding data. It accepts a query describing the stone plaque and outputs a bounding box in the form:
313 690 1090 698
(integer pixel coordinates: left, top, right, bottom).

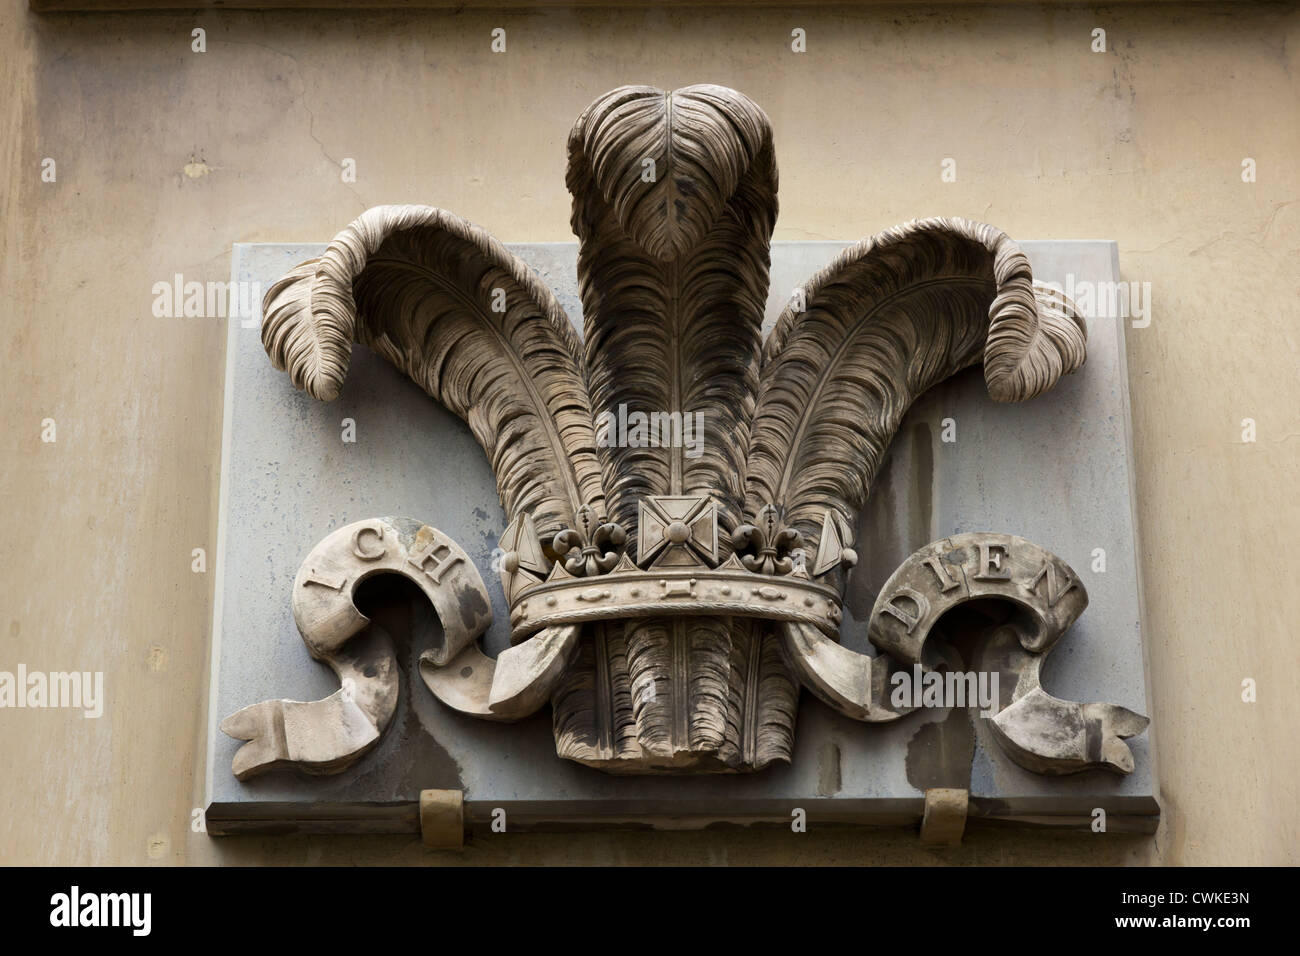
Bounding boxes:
205 236 1156 837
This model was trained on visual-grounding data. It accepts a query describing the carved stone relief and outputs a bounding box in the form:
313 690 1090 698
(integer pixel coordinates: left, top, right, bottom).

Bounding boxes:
224 84 1147 781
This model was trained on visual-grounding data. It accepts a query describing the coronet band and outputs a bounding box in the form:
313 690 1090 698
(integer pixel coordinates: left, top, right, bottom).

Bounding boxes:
509 565 842 643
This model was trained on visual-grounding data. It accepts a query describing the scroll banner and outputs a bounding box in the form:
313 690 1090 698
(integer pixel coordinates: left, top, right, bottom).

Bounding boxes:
781 532 1149 774
221 517 578 779
223 524 1147 779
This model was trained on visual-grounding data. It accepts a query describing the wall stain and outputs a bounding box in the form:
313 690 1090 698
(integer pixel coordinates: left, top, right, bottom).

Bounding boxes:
817 741 842 796
905 705 975 792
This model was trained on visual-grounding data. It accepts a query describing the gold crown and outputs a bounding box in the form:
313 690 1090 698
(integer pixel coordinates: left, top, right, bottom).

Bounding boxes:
498 496 857 644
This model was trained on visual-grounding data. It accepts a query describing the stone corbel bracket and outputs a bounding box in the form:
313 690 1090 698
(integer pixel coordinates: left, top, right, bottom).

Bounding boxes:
782 532 1150 775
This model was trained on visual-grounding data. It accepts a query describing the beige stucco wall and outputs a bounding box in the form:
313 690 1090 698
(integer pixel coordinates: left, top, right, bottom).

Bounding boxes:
1 1 1296 865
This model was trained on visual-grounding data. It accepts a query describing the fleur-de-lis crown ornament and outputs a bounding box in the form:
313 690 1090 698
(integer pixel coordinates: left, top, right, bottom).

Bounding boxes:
226 85 1148 782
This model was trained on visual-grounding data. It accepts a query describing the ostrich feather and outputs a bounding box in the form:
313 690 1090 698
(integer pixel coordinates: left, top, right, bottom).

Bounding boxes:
746 217 1086 553
719 620 798 770
260 204 604 539
552 622 642 767
567 84 777 539
562 85 784 766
